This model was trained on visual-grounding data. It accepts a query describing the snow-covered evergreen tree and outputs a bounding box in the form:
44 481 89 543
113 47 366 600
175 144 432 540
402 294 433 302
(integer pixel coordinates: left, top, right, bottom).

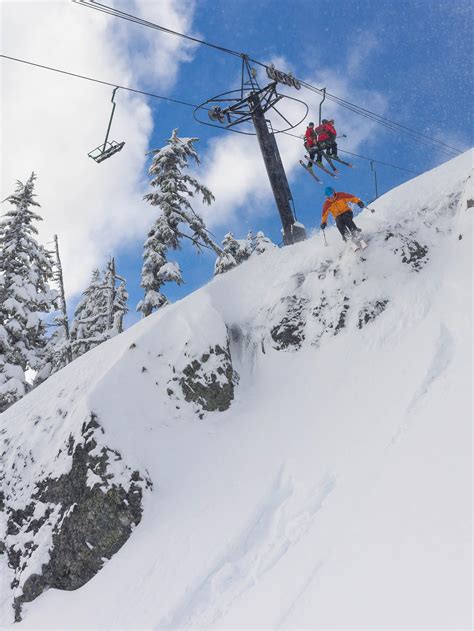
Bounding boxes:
112 278 128 335
214 232 252 275
34 235 73 385
253 230 278 255
0 173 56 411
103 257 128 336
34 323 70 385
137 219 183 315
70 259 128 359
70 269 103 359
214 229 276 275
138 129 222 317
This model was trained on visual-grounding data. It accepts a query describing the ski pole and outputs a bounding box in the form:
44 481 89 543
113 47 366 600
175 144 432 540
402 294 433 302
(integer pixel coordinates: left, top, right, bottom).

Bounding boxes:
322 228 328 246
366 206 376 213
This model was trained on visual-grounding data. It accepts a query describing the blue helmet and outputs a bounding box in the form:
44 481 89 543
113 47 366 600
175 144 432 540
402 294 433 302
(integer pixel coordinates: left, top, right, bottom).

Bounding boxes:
324 186 335 197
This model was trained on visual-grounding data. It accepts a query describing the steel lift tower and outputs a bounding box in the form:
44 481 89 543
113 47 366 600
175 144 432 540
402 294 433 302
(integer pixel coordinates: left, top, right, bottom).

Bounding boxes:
194 62 307 245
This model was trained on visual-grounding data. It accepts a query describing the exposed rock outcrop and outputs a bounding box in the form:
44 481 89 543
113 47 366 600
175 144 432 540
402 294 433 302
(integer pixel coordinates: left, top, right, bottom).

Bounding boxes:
2 415 151 621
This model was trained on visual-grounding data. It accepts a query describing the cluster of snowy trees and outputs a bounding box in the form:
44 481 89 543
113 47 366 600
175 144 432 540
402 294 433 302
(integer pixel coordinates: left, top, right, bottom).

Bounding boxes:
0 174 57 411
138 129 276 307
214 230 277 275
0 130 275 412
36 258 128 386
0 174 128 411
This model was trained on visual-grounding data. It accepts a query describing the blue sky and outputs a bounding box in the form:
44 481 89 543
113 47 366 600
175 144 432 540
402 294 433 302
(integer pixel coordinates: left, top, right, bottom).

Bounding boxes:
122 0 472 317
2 0 472 327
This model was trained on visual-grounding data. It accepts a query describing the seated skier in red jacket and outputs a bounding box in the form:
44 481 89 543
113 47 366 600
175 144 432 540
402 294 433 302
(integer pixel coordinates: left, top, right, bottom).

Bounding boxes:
304 122 322 167
324 119 338 157
316 119 338 158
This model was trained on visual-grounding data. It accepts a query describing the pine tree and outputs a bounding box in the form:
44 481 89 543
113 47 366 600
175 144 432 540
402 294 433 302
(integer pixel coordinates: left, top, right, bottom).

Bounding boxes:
70 259 128 359
214 232 252 275
70 269 103 359
138 129 222 317
35 235 73 385
214 229 276 276
137 219 183 315
35 323 70 385
0 173 56 411
112 278 128 335
253 230 277 255
102 257 128 336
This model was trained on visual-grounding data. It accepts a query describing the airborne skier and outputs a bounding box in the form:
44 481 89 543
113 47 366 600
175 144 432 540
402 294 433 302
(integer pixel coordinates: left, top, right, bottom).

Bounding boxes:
320 187 365 242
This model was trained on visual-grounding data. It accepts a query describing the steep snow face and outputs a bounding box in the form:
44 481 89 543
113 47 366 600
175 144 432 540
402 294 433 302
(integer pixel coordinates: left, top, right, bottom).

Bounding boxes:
1 150 472 628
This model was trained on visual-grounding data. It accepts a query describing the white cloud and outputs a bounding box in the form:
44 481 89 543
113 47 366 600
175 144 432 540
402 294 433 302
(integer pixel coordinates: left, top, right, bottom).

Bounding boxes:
193 53 388 233
110 0 197 90
345 32 380 75
0 0 196 296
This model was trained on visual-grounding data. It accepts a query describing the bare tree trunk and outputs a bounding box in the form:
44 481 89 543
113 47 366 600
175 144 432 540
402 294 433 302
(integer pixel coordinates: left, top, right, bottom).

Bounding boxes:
54 234 72 362
106 257 116 331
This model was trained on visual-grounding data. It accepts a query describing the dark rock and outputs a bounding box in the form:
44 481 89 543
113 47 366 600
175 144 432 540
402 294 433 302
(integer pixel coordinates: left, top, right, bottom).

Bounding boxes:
6 415 151 621
271 295 309 351
311 291 352 342
334 296 350 335
387 232 429 271
180 343 238 412
7 503 35 535
358 299 389 329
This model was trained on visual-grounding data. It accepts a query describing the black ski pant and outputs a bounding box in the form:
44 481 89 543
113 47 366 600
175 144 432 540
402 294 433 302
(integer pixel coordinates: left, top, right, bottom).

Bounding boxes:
306 145 322 166
335 210 359 240
320 139 338 157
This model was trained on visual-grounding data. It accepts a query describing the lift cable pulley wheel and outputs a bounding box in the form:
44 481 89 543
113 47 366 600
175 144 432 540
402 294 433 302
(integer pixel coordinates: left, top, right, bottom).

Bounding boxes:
194 82 308 136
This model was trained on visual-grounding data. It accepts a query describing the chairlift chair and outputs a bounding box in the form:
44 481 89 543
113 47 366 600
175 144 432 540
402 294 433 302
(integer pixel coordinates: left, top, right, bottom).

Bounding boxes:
88 87 125 163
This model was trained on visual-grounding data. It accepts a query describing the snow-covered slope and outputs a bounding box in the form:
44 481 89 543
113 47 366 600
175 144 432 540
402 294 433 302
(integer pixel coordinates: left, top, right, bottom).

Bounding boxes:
1 150 472 628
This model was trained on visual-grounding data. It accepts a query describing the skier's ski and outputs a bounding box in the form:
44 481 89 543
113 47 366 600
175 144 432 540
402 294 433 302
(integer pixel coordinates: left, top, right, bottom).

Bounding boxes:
299 160 322 183
323 152 353 168
304 155 337 178
350 236 368 252
320 151 339 173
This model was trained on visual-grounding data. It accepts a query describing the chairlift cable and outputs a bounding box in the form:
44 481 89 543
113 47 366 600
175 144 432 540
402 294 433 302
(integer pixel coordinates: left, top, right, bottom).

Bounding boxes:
0 54 200 110
0 54 444 177
72 0 242 59
73 0 464 157
295 80 461 156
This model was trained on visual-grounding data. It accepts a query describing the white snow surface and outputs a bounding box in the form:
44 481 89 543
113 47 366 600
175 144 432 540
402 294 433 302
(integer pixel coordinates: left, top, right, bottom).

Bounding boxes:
1 150 472 629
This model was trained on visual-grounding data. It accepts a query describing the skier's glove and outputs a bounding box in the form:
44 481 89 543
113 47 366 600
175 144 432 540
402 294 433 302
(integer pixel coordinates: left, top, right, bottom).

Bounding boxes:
357 201 365 208
320 222 327 230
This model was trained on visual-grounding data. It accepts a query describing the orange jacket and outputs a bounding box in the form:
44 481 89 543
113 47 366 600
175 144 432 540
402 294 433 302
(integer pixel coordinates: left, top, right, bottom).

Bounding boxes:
322 192 361 223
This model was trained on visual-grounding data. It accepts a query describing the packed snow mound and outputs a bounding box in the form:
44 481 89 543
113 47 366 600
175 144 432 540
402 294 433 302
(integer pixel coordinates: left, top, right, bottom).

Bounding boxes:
1 150 472 628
